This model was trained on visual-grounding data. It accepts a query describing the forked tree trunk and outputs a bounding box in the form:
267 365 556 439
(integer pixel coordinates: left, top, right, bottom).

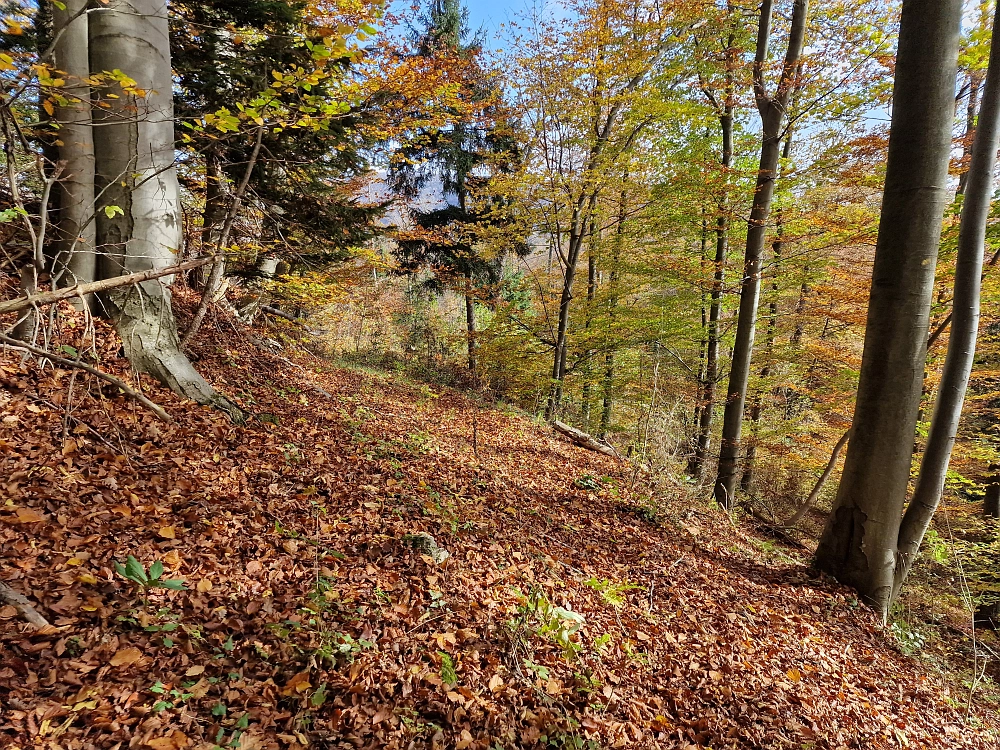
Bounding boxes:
890 0 1000 607
813 0 962 617
51 0 96 299
89 0 242 419
714 0 808 509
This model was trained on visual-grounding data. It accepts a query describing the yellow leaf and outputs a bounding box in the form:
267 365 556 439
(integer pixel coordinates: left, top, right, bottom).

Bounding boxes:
77 572 98 585
110 646 142 667
157 525 176 539
197 578 213 593
163 550 182 568
281 671 312 695
42 99 55 116
787 668 802 683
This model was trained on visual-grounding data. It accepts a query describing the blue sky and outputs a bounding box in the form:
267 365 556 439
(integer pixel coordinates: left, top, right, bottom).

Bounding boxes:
465 0 522 45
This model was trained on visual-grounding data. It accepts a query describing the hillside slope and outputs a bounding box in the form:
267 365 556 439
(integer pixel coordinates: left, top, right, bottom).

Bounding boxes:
1 319 997 749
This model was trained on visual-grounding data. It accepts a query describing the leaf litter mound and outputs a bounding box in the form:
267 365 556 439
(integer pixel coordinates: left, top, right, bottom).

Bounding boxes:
0 314 997 750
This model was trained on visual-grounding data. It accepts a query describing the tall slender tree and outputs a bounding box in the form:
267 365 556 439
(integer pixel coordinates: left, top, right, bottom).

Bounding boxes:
714 0 809 508
813 0 963 617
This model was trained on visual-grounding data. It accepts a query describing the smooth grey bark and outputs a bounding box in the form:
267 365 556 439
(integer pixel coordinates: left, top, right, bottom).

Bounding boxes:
813 0 962 617
50 0 96 298
890 0 1000 605
89 0 241 419
714 0 808 509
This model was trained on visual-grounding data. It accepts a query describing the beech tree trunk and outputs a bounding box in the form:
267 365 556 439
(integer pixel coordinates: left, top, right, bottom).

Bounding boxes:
890 0 1000 607
51 0 96 299
813 0 962 617
714 0 808 509
89 0 240 418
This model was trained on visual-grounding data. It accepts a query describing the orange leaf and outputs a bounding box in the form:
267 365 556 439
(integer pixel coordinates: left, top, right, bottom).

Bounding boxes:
110 646 143 667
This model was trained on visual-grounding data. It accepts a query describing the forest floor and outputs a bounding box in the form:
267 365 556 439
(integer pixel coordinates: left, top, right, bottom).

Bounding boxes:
2 305 1000 749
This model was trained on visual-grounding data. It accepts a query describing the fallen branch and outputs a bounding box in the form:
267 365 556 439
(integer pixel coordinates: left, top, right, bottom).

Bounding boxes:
0 256 213 316
783 427 851 528
550 420 619 458
0 333 172 422
0 580 49 628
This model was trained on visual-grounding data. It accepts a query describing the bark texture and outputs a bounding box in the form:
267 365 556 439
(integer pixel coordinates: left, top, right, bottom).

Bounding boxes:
89 0 241 419
890 0 1000 605
813 0 962 616
51 0 96 297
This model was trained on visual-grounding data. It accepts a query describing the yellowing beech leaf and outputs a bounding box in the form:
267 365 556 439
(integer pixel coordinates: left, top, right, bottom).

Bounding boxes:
163 550 181 568
197 578 213 593
110 646 142 667
787 668 802 683
282 671 311 695
185 665 205 677
157 525 176 539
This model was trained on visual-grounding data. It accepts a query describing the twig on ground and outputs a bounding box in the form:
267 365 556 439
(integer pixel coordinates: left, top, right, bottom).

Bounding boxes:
0 333 171 422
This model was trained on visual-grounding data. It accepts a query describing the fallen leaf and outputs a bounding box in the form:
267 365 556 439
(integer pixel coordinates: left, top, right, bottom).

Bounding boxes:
13 508 44 524
110 647 143 667
185 665 206 677
281 671 312 695
197 577 213 593
157 526 177 539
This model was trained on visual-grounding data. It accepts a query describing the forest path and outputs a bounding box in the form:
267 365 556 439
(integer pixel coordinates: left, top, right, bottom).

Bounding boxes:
0 318 996 749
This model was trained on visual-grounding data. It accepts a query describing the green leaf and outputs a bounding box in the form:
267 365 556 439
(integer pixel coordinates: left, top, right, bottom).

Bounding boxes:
310 683 328 707
235 714 249 729
212 702 227 717
104 205 124 219
163 637 174 647
58 344 77 357
222 635 235 652
148 560 164 581
124 556 148 584
150 681 166 694
157 578 187 591
152 700 172 712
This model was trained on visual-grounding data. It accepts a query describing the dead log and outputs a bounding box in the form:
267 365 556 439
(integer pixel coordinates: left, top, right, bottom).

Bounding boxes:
550 420 618 458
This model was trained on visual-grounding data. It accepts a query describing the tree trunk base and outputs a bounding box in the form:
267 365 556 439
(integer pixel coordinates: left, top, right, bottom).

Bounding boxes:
108 282 246 423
